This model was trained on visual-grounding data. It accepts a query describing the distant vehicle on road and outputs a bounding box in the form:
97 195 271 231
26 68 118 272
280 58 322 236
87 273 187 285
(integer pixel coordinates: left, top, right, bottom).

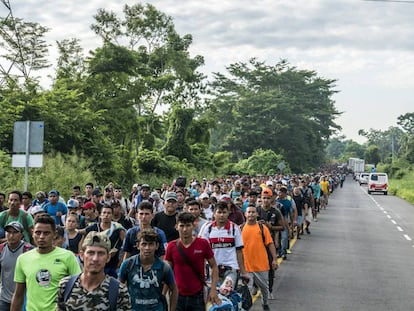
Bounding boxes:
368 173 388 195
349 157 365 174
359 173 370 185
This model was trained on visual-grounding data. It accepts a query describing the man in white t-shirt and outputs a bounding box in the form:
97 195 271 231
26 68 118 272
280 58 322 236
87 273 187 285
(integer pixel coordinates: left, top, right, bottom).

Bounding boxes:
199 201 249 288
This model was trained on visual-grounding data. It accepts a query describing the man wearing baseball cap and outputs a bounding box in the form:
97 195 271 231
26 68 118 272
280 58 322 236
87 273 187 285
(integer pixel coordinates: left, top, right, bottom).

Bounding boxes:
56 232 131 310
152 192 179 242
0 222 33 310
43 190 68 226
82 202 99 227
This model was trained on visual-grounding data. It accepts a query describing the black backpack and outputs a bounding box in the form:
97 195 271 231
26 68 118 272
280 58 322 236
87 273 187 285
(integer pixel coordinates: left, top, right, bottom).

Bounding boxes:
175 176 187 188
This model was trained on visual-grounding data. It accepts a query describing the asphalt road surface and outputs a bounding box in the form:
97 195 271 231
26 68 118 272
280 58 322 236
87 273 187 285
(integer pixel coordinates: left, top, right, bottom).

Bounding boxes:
251 177 414 311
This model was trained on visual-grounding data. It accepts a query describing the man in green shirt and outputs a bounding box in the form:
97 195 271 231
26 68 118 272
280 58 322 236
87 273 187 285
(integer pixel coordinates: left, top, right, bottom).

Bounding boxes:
11 214 81 311
0 190 34 244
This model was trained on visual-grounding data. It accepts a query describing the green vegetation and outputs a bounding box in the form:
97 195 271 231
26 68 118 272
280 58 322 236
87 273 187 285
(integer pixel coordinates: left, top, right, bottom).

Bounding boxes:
388 173 414 204
326 114 414 204
1 3 413 207
0 3 342 195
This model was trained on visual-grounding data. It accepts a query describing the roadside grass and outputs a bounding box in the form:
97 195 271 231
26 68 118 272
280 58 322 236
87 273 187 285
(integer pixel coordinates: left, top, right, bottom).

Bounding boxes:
389 170 414 205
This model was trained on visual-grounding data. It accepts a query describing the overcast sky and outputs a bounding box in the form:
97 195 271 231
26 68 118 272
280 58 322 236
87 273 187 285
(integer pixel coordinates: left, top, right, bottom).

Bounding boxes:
3 0 414 143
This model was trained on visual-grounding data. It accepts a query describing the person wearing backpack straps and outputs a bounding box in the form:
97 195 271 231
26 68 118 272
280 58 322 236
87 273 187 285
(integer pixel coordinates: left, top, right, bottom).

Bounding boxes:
56 231 131 310
241 205 278 311
299 179 313 234
0 190 35 245
165 212 221 311
0 221 33 310
119 228 178 311
122 201 168 263
199 200 249 290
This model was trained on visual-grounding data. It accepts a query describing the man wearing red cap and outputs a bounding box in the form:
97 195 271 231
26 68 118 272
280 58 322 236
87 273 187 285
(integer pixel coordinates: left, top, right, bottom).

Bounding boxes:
82 202 99 227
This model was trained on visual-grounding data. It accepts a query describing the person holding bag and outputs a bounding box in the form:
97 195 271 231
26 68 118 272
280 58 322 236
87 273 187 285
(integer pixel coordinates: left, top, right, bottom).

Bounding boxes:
165 212 221 311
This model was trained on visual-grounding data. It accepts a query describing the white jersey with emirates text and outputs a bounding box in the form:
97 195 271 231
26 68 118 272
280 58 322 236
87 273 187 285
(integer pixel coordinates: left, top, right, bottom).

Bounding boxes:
199 220 243 269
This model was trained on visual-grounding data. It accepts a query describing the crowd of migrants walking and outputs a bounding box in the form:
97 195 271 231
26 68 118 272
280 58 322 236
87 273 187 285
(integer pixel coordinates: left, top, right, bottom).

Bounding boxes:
0 172 346 310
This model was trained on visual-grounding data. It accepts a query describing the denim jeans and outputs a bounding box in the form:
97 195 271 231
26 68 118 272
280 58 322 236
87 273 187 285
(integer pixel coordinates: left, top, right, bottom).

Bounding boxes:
280 229 288 256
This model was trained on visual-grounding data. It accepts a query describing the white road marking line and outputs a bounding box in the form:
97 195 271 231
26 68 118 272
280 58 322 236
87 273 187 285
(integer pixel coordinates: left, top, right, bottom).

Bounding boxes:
403 235 412 241
365 188 405 237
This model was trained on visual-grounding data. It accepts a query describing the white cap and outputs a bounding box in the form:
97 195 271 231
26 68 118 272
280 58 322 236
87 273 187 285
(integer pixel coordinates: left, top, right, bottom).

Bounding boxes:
199 192 209 200
266 180 273 186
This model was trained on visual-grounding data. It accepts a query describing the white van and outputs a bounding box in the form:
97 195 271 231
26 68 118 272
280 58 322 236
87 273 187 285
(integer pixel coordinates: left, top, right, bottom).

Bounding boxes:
359 173 370 185
367 173 388 195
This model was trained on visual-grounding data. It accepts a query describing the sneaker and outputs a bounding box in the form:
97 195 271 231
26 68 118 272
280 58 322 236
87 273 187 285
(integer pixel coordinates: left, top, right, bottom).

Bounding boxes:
268 293 275 300
263 305 270 311
286 249 291 254
282 255 287 260
306 228 311 234
314 218 318 222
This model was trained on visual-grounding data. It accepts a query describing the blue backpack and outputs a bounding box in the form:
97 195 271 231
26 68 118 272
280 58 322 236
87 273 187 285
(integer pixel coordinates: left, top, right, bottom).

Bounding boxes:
229 291 243 311
208 294 235 311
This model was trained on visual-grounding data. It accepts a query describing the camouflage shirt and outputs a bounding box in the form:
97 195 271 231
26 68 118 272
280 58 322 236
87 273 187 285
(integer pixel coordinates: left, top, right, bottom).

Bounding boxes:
56 274 131 310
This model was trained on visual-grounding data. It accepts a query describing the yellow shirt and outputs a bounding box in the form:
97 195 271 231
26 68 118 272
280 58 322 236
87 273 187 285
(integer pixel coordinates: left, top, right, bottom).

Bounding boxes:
320 181 329 194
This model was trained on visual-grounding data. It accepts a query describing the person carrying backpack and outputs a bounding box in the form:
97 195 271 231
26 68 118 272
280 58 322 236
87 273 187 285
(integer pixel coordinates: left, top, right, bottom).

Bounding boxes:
56 231 131 310
199 201 249 289
119 228 178 311
241 205 278 311
0 222 33 310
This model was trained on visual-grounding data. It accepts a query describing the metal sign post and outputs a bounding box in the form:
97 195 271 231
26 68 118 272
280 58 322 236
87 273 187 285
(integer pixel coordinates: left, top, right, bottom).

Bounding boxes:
277 162 286 174
12 121 44 191
24 121 30 191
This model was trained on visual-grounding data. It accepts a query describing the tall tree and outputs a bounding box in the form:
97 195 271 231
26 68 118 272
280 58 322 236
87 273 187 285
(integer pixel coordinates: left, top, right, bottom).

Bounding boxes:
359 127 403 162
88 3 207 177
208 59 341 171
326 136 347 160
55 38 87 83
90 3 205 116
396 113 414 163
365 145 381 166
0 18 49 85
162 107 193 160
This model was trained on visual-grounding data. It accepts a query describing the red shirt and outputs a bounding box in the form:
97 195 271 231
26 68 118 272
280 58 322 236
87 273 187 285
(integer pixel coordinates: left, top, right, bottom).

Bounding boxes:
165 237 214 296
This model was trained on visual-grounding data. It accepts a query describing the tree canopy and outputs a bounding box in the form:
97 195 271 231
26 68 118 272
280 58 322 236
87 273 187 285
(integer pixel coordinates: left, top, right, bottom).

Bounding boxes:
207 59 341 172
7 3 412 192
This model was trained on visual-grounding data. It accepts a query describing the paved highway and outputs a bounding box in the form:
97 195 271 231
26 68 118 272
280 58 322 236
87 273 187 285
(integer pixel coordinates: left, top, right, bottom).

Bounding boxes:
251 177 414 311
